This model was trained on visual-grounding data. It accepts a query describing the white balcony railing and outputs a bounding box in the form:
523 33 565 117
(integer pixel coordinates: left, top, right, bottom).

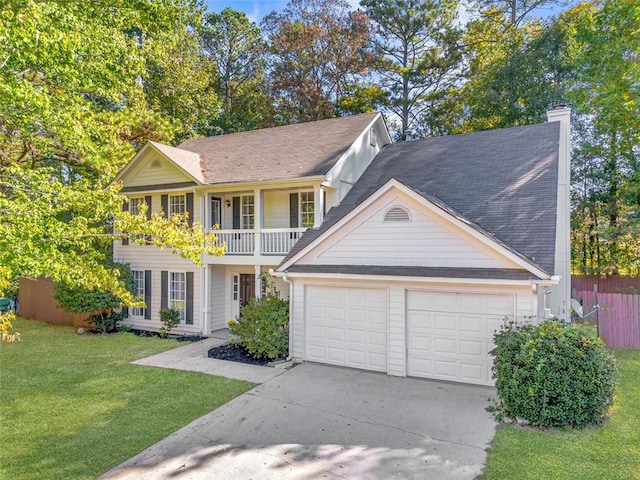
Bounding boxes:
261 228 307 255
214 228 307 255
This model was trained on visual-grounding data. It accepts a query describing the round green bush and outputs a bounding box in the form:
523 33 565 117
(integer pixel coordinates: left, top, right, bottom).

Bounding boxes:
491 319 617 428
228 294 289 360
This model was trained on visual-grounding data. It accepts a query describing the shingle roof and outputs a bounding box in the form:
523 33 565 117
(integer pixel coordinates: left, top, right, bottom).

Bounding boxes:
176 113 380 185
282 122 560 275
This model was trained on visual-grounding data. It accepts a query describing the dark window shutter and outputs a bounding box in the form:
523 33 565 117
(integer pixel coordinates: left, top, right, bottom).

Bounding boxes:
289 193 299 228
186 192 194 228
160 271 168 310
144 270 152 320
232 196 240 229
161 194 168 217
121 200 129 245
122 306 129 318
144 195 152 244
186 272 194 325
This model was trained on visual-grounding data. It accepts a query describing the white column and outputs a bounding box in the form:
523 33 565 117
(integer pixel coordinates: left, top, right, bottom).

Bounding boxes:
201 266 209 334
314 184 325 228
254 188 262 256
254 264 262 300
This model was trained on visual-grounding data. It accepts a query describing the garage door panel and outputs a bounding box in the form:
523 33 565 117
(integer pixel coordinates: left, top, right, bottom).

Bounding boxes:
306 286 388 373
407 291 514 386
434 337 457 355
327 327 345 341
434 314 457 332
459 315 483 334
460 339 483 357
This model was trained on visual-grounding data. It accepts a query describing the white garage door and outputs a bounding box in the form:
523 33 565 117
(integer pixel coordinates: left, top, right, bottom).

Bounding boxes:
407 291 514 386
305 286 388 372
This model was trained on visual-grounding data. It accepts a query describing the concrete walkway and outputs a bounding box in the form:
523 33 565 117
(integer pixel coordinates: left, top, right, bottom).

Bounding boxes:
102 359 497 480
132 336 287 384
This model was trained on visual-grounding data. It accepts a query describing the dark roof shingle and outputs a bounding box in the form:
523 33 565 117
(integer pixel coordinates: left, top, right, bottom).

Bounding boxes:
282 122 560 275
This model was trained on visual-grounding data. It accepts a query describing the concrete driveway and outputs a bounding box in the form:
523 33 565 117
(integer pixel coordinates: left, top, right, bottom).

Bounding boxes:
101 363 497 480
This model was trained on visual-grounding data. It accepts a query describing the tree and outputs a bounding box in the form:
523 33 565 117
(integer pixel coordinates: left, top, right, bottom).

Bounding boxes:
570 0 640 274
143 21 220 142
361 0 464 139
476 0 570 26
262 0 374 123
460 6 578 132
0 0 224 308
199 8 275 134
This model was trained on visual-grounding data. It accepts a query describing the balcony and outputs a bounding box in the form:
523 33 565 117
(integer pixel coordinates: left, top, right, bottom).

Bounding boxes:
215 228 308 255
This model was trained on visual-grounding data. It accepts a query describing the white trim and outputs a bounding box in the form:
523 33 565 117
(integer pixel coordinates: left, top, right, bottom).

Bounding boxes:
280 271 537 288
278 179 551 279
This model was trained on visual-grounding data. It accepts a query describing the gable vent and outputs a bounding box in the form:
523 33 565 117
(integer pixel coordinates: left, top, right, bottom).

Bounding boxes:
384 206 411 222
150 159 161 168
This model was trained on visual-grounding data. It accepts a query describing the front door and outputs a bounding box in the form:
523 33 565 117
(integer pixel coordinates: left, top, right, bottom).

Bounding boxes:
239 274 255 308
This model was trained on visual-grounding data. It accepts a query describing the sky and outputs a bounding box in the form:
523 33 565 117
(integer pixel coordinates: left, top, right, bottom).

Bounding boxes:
203 0 576 24
204 0 363 23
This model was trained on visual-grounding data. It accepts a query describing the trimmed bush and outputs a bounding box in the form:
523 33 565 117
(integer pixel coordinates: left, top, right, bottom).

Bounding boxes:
159 308 181 338
228 293 289 360
491 319 617 428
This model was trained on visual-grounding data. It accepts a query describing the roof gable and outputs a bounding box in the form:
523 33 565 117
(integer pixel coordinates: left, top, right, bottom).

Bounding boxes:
114 142 204 188
280 180 550 279
282 122 560 274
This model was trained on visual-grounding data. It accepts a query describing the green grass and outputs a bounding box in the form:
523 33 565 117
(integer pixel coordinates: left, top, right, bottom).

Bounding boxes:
0 318 254 480
480 350 640 480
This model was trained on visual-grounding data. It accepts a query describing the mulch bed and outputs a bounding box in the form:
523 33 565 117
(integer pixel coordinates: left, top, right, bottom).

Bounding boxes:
127 328 207 343
207 343 274 366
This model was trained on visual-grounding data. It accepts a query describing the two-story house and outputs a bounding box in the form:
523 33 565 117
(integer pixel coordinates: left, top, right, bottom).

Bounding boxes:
114 108 571 387
113 113 392 336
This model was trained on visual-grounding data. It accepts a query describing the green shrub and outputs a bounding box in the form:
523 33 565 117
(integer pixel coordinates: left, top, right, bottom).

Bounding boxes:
228 293 289 360
55 262 134 314
159 308 181 338
89 310 127 334
490 319 617 428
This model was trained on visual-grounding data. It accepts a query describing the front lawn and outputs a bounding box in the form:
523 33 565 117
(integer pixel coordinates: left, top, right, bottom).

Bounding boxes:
0 318 254 480
480 349 640 480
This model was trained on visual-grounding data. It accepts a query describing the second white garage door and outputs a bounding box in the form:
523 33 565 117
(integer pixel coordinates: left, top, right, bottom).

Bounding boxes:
305 286 388 372
406 291 514 386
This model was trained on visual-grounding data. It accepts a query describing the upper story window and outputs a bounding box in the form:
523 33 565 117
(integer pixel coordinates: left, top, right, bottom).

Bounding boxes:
241 195 254 229
300 191 315 228
369 127 377 147
129 197 144 216
384 206 411 222
169 194 185 217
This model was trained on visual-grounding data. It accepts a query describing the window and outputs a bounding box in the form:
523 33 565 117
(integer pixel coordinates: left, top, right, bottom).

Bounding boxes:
211 197 221 228
369 127 377 147
241 195 254 229
169 272 186 322
300 191 315 228
169 194 186 217
131 270 145 317
129 197 144 216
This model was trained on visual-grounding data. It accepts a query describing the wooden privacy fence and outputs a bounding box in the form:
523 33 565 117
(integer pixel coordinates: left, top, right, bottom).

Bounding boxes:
572 275 640 349
18 277 92 328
